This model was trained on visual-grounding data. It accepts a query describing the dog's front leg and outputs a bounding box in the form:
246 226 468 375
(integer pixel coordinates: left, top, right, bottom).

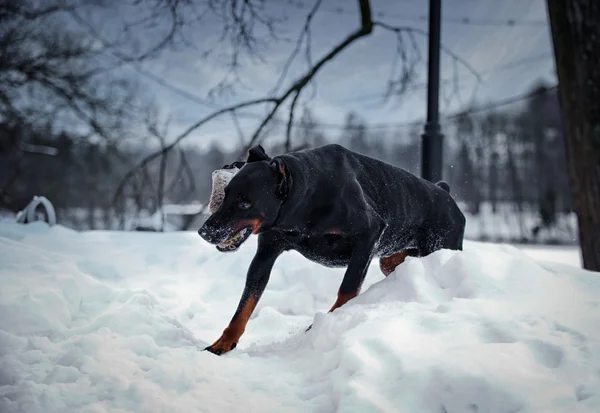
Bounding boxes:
329 219 385 313
205 235 283 356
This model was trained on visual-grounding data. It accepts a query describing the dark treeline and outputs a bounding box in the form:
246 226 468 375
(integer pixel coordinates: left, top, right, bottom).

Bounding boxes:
1 80 574 243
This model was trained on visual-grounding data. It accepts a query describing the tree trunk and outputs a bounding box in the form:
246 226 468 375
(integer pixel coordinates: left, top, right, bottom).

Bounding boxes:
546 0 600 271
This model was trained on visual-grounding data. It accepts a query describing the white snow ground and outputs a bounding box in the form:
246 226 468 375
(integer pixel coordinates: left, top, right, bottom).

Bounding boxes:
0 222 598 413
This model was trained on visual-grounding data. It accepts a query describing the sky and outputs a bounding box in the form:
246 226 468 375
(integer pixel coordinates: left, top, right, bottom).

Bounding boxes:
122 0 556 152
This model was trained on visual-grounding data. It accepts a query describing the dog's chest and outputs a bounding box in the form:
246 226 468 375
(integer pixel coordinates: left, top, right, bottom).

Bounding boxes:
280 230 353 268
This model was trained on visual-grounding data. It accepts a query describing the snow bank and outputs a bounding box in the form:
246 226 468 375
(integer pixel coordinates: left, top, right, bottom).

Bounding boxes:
0 221 598 413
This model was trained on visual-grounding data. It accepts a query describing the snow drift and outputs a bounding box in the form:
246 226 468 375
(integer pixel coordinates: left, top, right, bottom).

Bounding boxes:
0 221 598 413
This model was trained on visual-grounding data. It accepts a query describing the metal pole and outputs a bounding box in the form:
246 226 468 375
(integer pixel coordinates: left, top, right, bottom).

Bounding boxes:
421 0 443 182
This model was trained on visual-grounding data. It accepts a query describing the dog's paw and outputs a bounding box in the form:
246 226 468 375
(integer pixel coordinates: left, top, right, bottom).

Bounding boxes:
204 337 238 355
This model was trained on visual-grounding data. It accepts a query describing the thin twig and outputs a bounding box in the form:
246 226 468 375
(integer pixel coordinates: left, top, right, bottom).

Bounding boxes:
373 20 482 83
230 111 246 146
285 89 302 152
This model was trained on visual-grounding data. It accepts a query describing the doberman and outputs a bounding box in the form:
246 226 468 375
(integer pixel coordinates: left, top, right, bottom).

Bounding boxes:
199 144 465 355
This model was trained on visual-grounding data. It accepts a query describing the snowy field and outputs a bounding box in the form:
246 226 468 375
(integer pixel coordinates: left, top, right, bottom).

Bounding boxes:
0 222 598 413
459 202 578 245
4 200 579 245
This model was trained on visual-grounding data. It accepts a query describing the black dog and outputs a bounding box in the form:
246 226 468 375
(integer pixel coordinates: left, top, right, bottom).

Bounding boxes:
199 144 465 355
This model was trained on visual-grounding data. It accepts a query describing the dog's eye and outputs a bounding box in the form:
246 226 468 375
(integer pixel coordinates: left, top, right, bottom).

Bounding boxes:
237 195 251 210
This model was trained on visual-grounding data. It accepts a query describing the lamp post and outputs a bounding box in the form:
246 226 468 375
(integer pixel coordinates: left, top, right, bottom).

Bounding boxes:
421 0 443 183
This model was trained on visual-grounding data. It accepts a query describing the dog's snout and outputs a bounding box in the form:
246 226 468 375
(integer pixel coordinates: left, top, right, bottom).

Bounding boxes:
198 224 215 242
199 219 227 244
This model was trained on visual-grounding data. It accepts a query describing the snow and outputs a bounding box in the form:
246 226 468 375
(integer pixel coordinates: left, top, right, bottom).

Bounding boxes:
162 203 205 215
0 221 598 413
209 167 240 214
517 243 582 267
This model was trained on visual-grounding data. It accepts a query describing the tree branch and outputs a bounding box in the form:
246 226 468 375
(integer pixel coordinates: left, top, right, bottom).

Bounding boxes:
285 89 302 152
240 0 374 155
269 0 323 96
373 20 482 84
111 97 278 207
230 110 246 146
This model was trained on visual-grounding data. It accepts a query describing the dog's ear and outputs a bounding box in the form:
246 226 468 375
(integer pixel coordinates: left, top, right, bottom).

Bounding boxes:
270 158 289 200
247 145 270 163
222 161 245 170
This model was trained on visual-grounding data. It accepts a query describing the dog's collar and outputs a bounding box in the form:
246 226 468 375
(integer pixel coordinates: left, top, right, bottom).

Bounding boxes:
270 157 291 228
278 158 291 200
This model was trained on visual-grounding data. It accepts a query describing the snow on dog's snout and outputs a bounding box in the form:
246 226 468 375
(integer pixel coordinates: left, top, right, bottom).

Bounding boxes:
208 167 240 214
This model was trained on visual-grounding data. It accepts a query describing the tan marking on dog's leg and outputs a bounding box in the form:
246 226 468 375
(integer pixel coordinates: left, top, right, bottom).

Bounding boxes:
328 291 358 313
379 250 411 276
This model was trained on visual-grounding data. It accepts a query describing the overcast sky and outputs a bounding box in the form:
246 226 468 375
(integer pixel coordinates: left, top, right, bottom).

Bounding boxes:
124 0 555 152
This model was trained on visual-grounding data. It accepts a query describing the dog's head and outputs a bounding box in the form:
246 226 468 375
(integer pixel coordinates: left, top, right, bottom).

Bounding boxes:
199 145 289 252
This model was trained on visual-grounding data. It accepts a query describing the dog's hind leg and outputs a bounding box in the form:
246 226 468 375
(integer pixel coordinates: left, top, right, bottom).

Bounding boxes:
418 226 465 258
329 216 386 313
379 248 419 276
441 229 464 251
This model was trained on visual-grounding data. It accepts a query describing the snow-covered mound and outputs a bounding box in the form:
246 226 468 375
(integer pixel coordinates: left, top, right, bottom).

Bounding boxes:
0 221 598 413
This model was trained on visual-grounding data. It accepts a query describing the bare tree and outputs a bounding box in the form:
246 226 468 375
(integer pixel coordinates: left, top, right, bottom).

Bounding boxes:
0 1 153 139
547 0 600 271
453 111 483 215
289 108 326 152
112 0 478 215
0 0 217 225
0 0 194 214
480 111 502 213
139 109 199 231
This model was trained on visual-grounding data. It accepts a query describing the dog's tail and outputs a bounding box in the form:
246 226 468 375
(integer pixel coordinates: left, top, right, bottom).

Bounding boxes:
436 180 450 193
